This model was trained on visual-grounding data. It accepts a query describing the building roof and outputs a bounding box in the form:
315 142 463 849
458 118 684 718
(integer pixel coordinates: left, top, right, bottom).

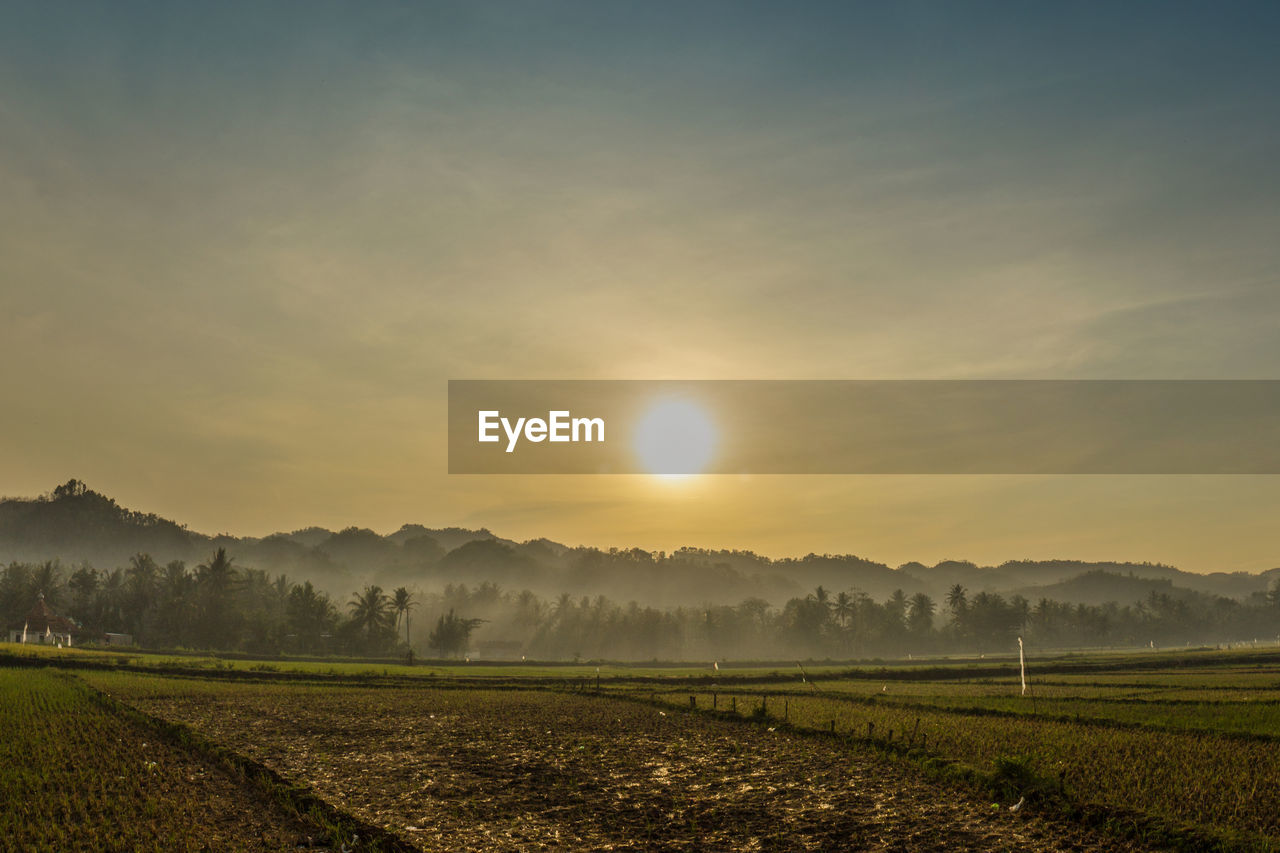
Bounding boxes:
9 595 80 635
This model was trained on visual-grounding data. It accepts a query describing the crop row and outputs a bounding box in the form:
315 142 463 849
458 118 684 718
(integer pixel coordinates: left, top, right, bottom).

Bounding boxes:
639 686 1280 848
0 667 318 852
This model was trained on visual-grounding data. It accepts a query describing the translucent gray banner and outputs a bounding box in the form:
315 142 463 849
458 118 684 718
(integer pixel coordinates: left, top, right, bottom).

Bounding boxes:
448 380 1280 474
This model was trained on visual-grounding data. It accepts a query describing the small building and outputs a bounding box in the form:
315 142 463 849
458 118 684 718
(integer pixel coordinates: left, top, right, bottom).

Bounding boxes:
6 594 79 646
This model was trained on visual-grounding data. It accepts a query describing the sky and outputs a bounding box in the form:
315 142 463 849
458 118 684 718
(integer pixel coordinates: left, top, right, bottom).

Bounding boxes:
2 2 1279 572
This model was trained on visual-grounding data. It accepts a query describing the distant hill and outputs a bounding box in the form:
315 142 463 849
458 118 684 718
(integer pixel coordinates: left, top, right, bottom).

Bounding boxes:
1013 569 1210 607
1 480 1275 607
897 560 1017 594
900 558 1279 603
0 479 202 565
387 524 509 552
993 559 1278 600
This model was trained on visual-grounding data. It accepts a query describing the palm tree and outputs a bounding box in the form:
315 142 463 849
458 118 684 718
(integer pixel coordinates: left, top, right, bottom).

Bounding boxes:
553 592 574 622
907 592 935 635
348 585 393 649
155 561 194 647
100 568 125 632
195 548 240 648
196 549 238 599
886 589 909 630
288 581 336 654
272 574 292 606
391 587 416 647
125 553 159 636
513 589 542 629
833 591 855 628
31 560 63 608
946 584 968 617
811 586 831 610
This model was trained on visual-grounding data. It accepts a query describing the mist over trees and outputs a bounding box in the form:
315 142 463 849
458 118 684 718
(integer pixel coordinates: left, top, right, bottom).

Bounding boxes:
5 554 1280 661
3 481 1280 660
8 481 1279 611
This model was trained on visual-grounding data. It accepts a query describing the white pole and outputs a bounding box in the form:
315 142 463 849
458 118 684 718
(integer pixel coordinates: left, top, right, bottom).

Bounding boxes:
1018 636 1027 696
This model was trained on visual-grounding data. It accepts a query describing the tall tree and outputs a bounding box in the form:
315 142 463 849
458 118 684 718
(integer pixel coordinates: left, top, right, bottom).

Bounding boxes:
195 548 240 648
427 608 484 658
832 591 855 628
124 553 159 636
885 589 909 633
907 592 936 637
32 560 63 608
287 581 336 654
391 586 416 648
348 585 394 653
154 560 194 648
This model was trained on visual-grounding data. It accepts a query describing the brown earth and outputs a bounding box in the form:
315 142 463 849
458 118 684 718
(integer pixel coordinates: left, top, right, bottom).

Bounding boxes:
104 683 1168 852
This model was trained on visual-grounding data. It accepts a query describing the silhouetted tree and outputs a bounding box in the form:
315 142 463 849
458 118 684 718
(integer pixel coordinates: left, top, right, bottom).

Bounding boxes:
907 592 935 638
195 548 239 648
427 608 484 658
287 581 337 654
348 585 395 654
392 586 416 648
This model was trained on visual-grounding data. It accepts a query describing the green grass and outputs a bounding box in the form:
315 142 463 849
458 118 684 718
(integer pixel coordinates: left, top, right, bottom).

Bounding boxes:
7 638 1280 681
0 668 317 851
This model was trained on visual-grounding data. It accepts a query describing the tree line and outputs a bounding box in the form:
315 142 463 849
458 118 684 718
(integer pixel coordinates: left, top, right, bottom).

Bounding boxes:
3 551 1279 660
1 550 413 657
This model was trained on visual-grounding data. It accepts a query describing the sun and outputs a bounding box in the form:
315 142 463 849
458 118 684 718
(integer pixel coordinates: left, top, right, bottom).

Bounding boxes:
632 398 717 476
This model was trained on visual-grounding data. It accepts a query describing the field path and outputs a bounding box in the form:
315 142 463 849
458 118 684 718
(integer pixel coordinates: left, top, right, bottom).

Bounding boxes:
97 679 1165 852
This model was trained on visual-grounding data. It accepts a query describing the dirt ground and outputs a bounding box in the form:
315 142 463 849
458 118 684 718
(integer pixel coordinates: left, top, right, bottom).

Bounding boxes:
110 683 1165 852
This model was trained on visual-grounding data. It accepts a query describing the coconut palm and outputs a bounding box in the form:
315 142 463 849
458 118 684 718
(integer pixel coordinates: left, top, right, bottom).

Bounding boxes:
833 591 855 628
907 592 935 636
391 586 416 647
195 548 240 648
31 560 63 608
196 548 238 599
811 585 831 610
348 585 393 650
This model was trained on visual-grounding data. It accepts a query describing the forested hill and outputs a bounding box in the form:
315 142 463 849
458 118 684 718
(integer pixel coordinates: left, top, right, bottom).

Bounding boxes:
0 480 198 564
2 480 1277 607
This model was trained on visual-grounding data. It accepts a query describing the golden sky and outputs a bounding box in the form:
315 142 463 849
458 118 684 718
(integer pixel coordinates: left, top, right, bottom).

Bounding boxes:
2 4 1278 571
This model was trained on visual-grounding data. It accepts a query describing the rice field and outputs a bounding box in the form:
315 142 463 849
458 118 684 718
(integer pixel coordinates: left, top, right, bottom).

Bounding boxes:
6 647 1280 850
78 673 1154 852
0 668 327 852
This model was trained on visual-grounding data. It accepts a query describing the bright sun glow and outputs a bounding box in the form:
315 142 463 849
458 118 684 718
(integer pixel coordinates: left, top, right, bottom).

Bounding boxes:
633 399 717 477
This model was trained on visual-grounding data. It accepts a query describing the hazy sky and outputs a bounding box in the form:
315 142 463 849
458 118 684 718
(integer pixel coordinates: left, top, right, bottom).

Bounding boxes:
3 2 1278 571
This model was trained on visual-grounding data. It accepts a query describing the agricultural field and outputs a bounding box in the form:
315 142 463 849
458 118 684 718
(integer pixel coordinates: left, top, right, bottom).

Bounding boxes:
6 649 1280 850
629 668 1280 850
80 672 1149 852
0 667 330 852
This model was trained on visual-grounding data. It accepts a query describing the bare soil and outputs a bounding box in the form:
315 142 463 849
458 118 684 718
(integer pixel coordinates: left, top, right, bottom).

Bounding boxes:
111 684 1166 852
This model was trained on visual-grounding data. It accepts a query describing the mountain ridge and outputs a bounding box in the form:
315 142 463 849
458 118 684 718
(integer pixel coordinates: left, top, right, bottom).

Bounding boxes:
3 480 1276 606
